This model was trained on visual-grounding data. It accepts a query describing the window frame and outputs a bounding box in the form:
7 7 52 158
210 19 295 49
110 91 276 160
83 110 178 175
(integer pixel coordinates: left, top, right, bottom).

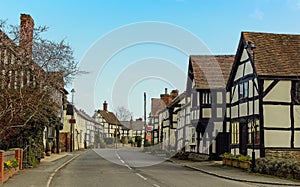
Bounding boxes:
231 121 239 144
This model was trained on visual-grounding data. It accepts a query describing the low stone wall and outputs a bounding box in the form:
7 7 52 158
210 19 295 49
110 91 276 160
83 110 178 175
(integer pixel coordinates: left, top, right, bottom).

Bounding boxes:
0 149 23 184
265 150 300 161
188 153 209 161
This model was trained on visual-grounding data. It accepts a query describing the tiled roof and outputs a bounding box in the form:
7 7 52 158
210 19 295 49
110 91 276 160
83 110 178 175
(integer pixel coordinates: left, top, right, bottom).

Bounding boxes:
242 32 300 77
97 110 121 125
150 98 166 117
120 120 145 131
189 55 235 89
75 108 102 125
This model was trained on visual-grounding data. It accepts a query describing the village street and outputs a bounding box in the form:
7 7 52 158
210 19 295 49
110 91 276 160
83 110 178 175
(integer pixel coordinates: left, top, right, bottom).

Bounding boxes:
49 149 256 187
3 149 300 187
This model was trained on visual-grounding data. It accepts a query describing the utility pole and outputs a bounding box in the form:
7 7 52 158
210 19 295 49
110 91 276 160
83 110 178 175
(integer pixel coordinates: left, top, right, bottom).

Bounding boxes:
70 88 75 152
144 92 147 147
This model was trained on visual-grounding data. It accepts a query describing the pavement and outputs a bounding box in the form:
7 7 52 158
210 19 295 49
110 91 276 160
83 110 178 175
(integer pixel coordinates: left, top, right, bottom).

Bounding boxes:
2 149 300 186
2 151 84 187
169 158 300 186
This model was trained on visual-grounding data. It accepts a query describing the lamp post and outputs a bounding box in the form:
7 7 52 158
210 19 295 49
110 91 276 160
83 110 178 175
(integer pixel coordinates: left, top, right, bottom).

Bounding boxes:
245 41 256 172
70 88 75 152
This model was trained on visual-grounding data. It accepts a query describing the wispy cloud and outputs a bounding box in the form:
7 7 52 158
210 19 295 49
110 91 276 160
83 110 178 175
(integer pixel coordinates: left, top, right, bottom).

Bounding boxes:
250 8 264 20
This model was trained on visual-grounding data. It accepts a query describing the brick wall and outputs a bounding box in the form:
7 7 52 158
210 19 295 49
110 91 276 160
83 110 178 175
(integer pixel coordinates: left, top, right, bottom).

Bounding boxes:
0 149 22 184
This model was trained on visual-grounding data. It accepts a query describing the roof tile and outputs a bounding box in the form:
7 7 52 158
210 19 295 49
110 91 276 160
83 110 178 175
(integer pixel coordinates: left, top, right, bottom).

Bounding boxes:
242 32 300 77
190 55 234 89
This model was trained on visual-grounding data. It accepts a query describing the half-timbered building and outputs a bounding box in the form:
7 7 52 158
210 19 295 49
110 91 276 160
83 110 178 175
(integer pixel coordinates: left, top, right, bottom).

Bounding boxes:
227 32 300 158
157 89 178 151
186 55 234 159
93 101 122 141
149 98 166 144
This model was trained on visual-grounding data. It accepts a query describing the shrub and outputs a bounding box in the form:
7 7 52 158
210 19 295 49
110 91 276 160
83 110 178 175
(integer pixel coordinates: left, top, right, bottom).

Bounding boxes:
238 155 251 162
220 152 235 159
11 159 19 168
256 157 300 180
135 136 142 147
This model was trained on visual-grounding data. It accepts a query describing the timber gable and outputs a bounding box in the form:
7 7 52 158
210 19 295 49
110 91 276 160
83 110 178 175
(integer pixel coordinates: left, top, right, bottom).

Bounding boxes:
187 55 234 158
227 31 300 158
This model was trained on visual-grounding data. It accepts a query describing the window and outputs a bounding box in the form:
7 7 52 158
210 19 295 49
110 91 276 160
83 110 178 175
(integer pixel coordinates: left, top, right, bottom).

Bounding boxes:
239 81 249 99
191 128 196 143
293 81 300 104
202 92 211 104
248 119 260 144
231 122 239 144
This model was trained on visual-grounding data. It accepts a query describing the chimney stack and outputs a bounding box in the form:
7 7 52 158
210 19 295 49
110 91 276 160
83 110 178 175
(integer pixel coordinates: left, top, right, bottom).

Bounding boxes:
170 89 179 99
160 88 172 106
20 14 34 59
103 101 108 111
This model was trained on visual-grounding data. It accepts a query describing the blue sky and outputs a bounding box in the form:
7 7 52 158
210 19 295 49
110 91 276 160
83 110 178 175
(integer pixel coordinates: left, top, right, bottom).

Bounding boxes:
1 0 300 118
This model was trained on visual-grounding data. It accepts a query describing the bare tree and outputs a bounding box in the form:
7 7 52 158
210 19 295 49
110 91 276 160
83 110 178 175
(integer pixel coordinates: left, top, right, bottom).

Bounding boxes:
0 18 84 85
0 15 79 155
115 106 132 121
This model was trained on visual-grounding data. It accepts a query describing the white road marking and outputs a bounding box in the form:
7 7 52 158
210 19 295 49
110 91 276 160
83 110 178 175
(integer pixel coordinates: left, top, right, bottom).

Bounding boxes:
124 164 132 170
113 150 160 187
136 173 147 181
47 153 81 187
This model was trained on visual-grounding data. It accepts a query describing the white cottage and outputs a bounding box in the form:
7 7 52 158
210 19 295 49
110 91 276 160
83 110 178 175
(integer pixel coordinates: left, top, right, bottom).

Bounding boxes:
227 32 300 158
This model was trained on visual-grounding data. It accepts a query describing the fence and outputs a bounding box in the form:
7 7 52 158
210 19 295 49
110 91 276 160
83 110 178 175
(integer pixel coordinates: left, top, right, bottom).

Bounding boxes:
0 149 23 184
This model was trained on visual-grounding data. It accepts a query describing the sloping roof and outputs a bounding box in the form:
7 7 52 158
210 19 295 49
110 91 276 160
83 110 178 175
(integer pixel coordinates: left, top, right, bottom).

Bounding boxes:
242 32 300 77
97 110 121 125
189 55 235 89
150 98 166 117
120 120 145 131
75 108 102 125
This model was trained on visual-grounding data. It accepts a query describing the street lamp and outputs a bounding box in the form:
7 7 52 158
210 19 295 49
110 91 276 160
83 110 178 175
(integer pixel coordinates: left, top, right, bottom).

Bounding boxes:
245 41 256 172
70 88 75 152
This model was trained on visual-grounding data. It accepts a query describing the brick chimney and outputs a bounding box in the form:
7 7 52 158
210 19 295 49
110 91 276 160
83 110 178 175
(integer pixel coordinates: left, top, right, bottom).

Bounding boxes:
160 88 172 106
103 101 108 111
20 14 34 59
170 89 179 99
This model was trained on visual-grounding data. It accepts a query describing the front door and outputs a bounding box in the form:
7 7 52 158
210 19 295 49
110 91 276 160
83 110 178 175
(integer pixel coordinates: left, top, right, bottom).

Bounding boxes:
240 122 248 155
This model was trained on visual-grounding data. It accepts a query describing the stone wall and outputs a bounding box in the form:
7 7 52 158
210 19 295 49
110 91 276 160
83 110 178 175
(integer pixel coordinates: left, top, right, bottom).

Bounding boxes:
265 149 300 161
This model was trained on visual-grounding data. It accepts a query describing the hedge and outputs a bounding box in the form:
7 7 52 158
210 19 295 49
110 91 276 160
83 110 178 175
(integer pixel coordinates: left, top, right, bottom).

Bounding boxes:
256 157 300 180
